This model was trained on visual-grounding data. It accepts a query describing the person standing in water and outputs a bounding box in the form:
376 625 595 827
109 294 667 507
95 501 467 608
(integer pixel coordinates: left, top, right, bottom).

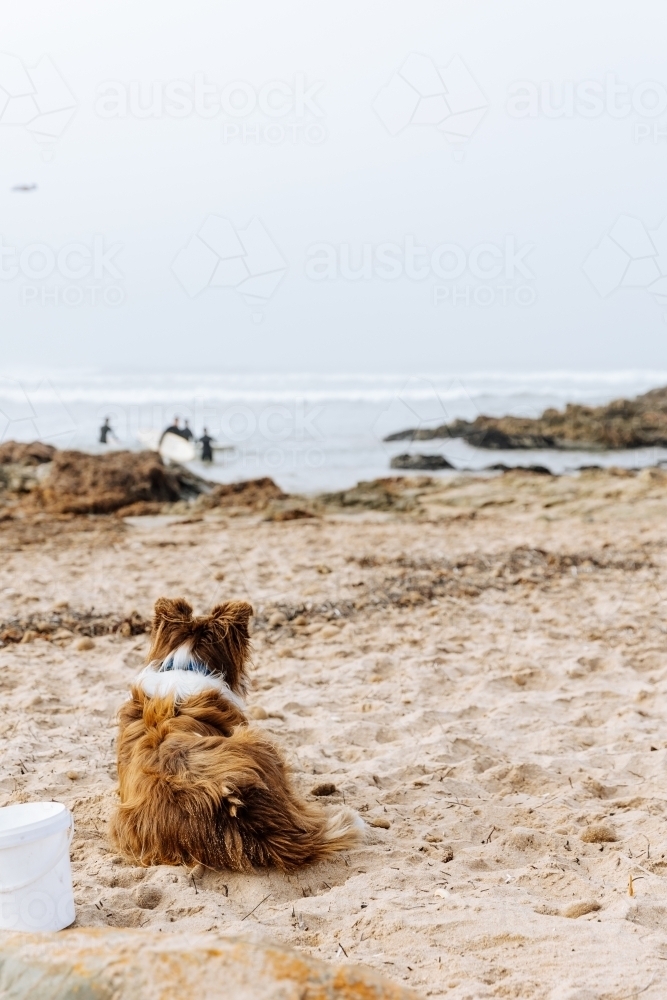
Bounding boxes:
99 417 118 444
160 416 183 443
199 427 214 463
181 419 194 441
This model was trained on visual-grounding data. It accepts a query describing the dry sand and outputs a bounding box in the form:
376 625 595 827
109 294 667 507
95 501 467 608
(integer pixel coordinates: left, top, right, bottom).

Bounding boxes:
1 467 667 999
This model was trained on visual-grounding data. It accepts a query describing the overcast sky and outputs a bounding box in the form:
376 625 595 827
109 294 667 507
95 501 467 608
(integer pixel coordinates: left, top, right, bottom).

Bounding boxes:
2 0 667 374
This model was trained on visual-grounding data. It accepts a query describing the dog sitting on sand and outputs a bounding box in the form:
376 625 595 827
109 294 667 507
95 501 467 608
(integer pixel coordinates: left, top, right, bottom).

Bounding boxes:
111 597 363 870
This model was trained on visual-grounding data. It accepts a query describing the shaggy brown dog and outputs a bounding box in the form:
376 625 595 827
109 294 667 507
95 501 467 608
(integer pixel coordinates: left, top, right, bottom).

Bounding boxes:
111 597 363 870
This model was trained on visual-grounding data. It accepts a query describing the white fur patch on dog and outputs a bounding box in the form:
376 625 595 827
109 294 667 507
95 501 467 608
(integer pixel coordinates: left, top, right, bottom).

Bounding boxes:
136 667 246 711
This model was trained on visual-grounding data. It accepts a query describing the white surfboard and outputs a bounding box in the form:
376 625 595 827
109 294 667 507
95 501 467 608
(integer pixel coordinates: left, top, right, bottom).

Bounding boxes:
160 432 196 464
137 428 161 452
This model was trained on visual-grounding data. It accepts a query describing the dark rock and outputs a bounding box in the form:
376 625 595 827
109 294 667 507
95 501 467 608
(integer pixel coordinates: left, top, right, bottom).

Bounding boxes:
390 454 454 470
384 428 422 442
311 782 337 796
487 464 553 475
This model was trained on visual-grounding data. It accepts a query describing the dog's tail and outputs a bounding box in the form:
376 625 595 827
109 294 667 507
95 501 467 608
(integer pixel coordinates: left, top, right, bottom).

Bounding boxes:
319 806 366 853
267 802 366 868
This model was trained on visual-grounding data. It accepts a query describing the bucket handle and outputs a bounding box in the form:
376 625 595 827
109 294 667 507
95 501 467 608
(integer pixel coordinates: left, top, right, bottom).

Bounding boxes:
0 816 74 894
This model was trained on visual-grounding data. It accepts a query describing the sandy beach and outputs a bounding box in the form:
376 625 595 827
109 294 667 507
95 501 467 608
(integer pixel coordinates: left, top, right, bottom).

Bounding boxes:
1 467 667 999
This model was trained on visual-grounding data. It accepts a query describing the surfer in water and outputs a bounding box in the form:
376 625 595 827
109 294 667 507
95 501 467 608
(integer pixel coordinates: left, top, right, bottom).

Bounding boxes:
99 417 118 445
160 416 184 443
181 419 194 441
199 427 215 463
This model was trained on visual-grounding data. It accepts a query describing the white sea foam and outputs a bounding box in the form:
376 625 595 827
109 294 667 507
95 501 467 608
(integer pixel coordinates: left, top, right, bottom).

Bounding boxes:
2 368 667 404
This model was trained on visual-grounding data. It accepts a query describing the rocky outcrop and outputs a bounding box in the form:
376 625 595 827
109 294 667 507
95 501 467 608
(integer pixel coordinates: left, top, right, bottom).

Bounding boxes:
0 928 419 1000
385 386 667 450
0 443 287 518
33 450 210 515
0 441 56 465
197 476 286 512
0 442 57 495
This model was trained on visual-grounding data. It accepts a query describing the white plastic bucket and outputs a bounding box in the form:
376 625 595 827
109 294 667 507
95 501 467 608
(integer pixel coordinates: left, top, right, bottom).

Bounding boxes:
0 802 75 931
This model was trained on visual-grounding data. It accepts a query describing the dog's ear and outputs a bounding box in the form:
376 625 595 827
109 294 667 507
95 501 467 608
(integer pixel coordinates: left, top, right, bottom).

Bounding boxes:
201 601 253 693
148 597 194 662
152 597 193 629
209 601 253 633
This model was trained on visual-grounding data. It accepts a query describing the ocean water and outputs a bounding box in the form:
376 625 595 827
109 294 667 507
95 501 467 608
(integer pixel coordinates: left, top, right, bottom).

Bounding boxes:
1 370 667 493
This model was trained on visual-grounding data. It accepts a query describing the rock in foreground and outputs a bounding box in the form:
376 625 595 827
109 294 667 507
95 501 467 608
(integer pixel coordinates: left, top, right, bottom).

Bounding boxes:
0 444 286 518
0 928 418 1000
35 449 209 515
385 385 667 450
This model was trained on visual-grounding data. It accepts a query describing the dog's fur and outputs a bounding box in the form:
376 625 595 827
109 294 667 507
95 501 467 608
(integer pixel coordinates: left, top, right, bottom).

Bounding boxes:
111 597 363 870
